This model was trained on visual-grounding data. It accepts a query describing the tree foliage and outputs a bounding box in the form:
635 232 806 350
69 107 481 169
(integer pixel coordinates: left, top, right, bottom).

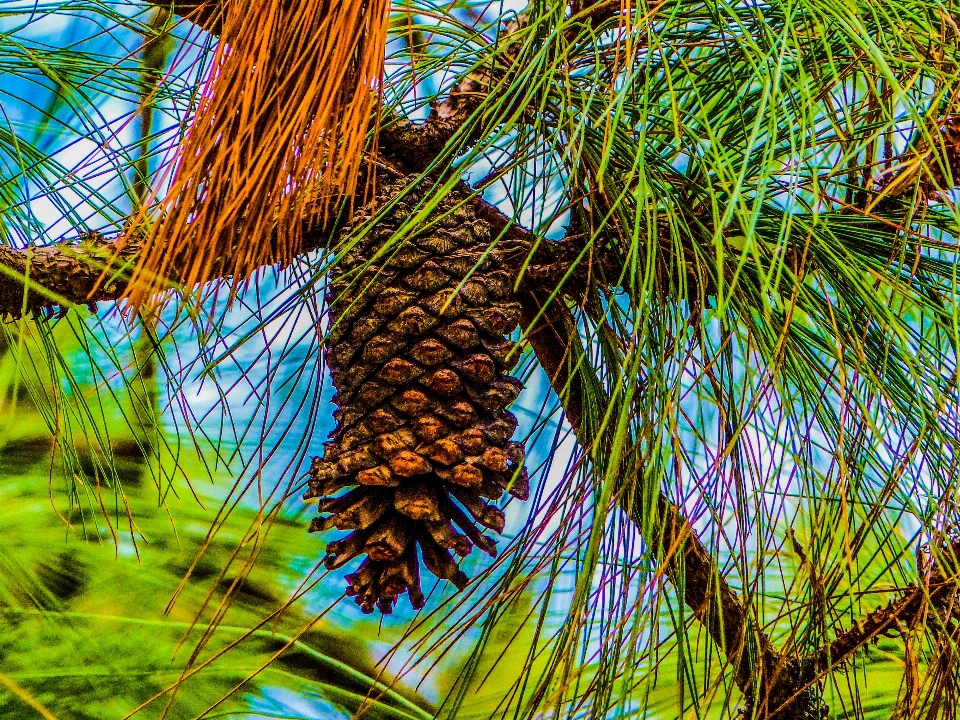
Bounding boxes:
3 0 960 718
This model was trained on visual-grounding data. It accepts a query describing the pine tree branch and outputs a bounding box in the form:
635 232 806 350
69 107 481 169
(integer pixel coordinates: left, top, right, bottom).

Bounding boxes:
0 188 503 317
516 285 825 719
513 289 759 658
379 83 487 173
0 235 139 317
3 8 922 716
807 538 960 678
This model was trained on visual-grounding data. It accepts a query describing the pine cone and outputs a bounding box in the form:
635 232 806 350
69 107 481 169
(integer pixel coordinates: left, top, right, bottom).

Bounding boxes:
306 179 530 614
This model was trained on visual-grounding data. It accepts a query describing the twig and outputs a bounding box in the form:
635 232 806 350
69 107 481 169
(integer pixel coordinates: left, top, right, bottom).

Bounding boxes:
515 285 823 719
809 540 960 676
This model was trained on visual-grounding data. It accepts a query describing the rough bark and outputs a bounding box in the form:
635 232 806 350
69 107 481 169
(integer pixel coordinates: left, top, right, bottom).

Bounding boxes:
0 234 139 317
517 285 826 719
808 537 960 678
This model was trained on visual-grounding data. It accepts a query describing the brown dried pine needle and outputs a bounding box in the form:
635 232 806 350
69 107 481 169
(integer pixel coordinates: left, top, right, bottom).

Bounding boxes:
123 0 389 306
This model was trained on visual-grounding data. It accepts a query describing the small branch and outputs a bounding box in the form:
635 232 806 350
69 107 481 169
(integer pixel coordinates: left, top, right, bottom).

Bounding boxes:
0 178 554 318
0 236 139 317
872 117 960 206
564 0 624 40
515 285 822 719
165 1 223 36
516 286 585 427
378 80 487 174
820 585 937 666
809 541 960 676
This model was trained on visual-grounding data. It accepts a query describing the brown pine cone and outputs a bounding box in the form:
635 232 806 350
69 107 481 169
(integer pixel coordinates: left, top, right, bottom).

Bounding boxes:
305 179 530 614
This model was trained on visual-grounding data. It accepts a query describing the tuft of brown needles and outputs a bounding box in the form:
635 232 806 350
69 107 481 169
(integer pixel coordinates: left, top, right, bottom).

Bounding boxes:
122 0 389 306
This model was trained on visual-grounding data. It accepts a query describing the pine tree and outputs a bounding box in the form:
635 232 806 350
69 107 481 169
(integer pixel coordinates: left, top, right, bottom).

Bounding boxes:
6 2 960 719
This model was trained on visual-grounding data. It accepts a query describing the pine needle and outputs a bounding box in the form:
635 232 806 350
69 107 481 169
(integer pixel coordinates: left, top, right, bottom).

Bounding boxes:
0 671 60 719
123 0 389 307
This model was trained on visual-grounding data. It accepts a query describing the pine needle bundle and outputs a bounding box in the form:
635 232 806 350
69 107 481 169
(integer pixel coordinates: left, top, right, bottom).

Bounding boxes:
124 0 389 305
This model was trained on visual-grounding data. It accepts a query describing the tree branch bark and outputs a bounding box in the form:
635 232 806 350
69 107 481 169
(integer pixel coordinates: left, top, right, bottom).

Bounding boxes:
0 235 139 317
807 539 960 679
516 285 825 719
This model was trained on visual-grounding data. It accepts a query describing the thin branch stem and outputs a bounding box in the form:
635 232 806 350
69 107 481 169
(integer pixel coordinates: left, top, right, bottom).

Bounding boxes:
516 285 825 719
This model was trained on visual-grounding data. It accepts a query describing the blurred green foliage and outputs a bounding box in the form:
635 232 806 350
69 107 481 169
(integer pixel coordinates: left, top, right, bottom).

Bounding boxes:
0 311 436 719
